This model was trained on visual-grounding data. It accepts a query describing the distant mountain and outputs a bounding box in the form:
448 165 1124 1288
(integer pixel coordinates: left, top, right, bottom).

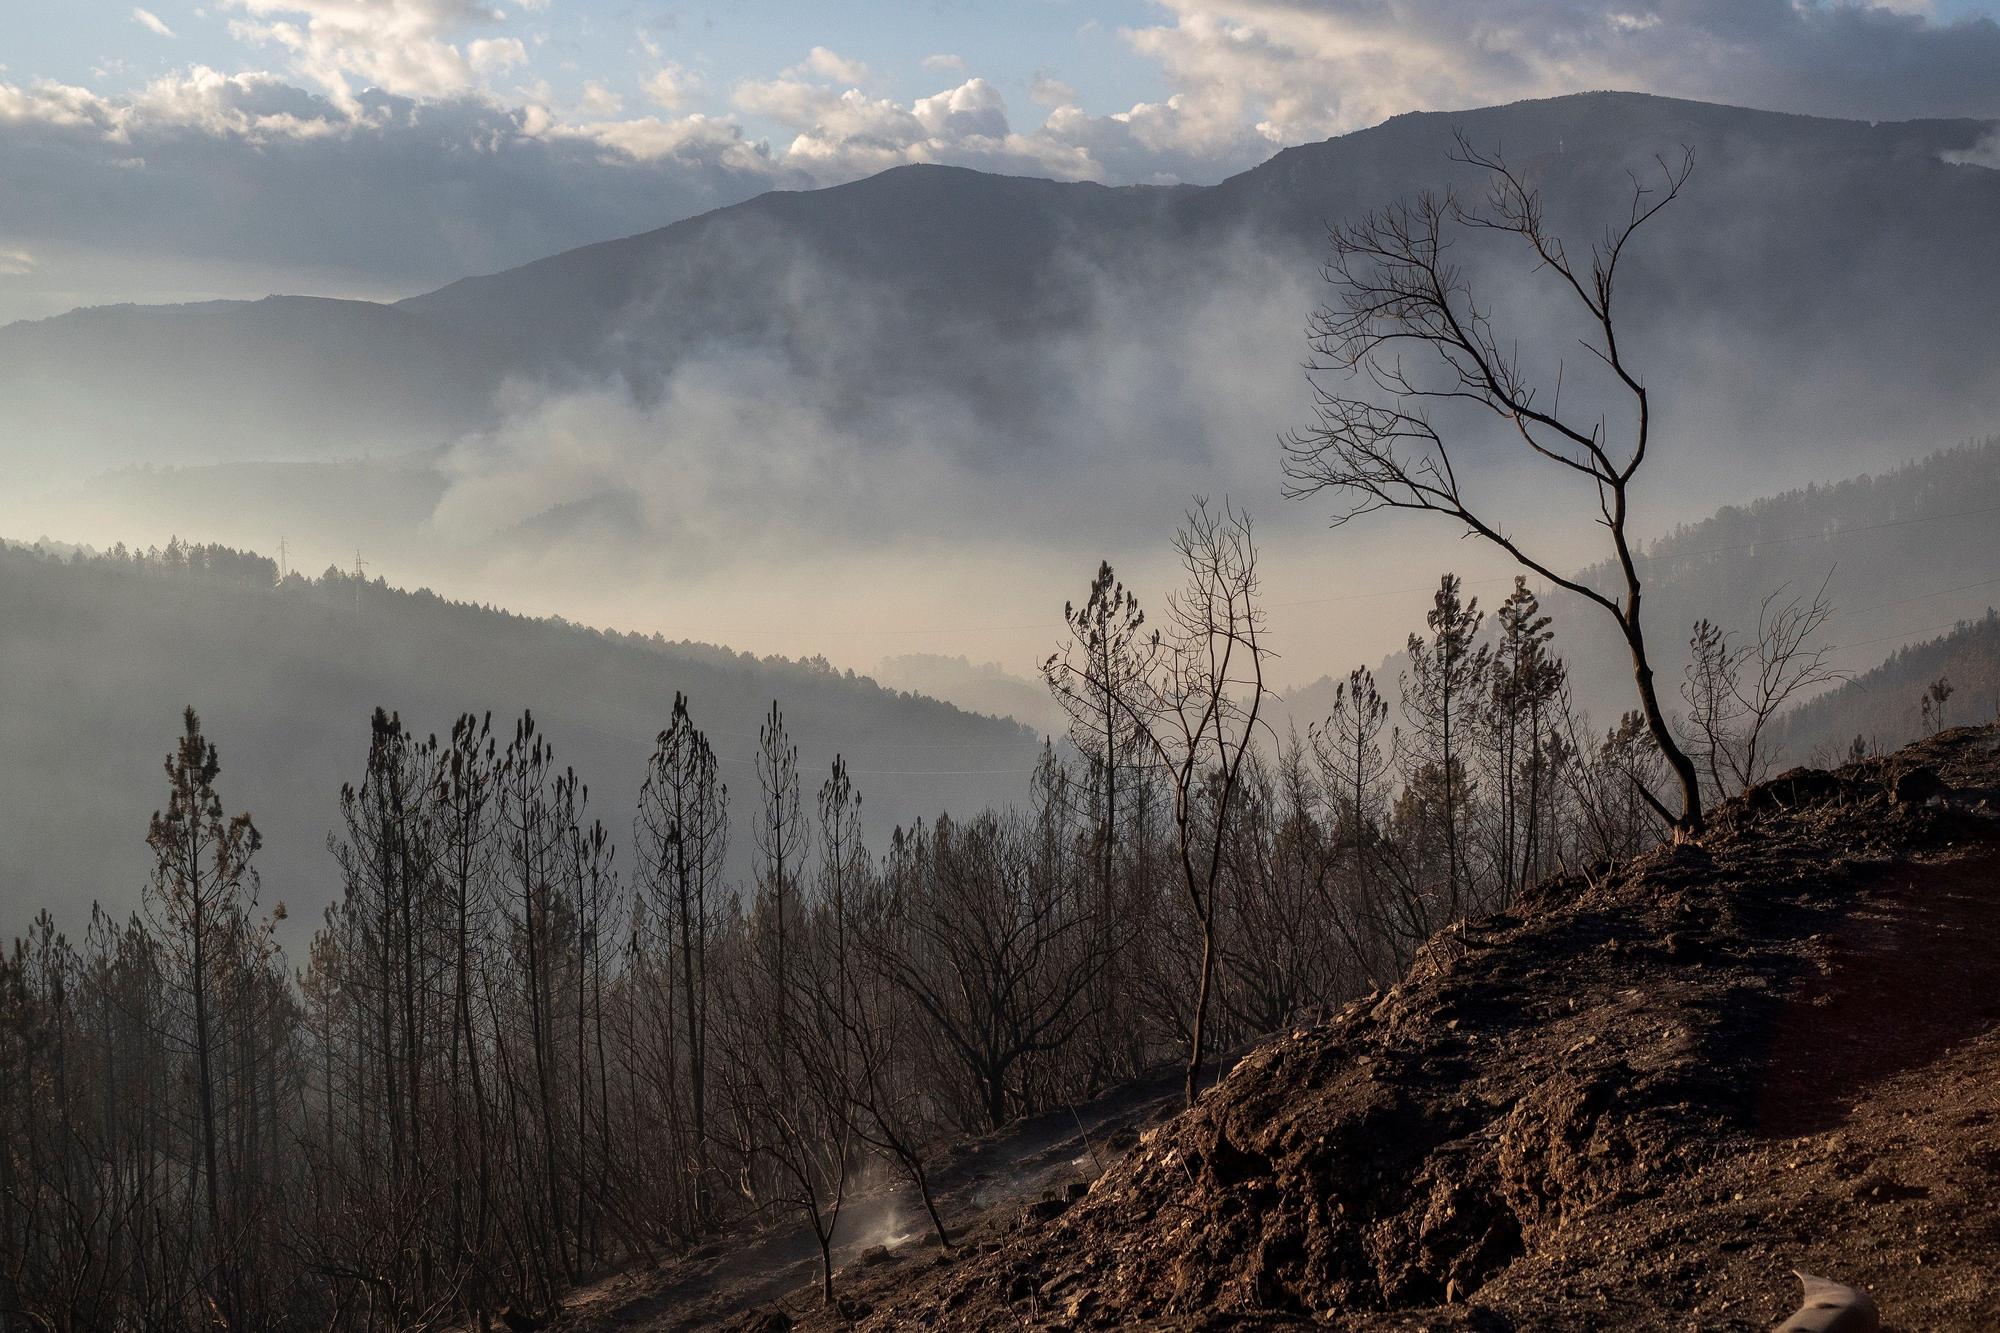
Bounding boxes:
0 543 1039 943
1275 437 2000 757
0 296 512 473
872 654 1066 735
8 92 2000 481
1773 609 2000 762
1563 436 2000 724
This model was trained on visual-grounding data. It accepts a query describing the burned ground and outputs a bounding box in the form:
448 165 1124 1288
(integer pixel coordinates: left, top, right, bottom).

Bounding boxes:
773 728 2000 1330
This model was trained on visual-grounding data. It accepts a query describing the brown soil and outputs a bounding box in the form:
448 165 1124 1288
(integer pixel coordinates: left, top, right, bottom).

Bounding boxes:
556 1061 1189 1331
580 726 2000 1331
797 726 2000 1331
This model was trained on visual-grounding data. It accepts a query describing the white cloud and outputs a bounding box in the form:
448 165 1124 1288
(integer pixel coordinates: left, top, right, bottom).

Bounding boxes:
564 111 769 169
0 73 791 318
922 53 966 72
0 247 34 276
131 7 178 38
1030 72 1077 108
912 78 1008 141
1607 12 1662 33
467 36 526 76
1105 0 2000 161
0 81 109 130
734 73 1095 182
575 78 622 117
224 0 511 108
643 64 692 109
797 46 870 86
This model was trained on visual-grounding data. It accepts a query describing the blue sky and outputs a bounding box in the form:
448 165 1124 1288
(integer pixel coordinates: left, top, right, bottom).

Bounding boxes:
1 0 1175 138
5 0 2000 322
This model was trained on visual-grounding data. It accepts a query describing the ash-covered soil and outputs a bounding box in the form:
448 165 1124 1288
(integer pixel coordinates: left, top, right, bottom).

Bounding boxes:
780 726 2000 1331
553 1060 1189 1332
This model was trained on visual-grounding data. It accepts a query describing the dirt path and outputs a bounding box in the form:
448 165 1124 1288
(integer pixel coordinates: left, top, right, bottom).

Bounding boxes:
788 728 2000 1330
559 1062 1188 1330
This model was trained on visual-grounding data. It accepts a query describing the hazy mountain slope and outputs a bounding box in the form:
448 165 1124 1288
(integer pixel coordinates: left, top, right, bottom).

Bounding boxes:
0 296 514 474
399 94 1998 392
1277 437 2000 756
0 545 1038 945
8 93 2000 477
793 727 2000 1331
1558 435 2000 725
396 94 2000 454
1200 93 2000 454
399 166 1190 380
1773 608 2000 761
870 654 1066 735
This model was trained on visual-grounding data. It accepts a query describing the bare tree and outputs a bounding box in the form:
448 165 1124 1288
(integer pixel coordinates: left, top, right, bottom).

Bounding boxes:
433 711 500 1324
634 693 727 1226
1046 563 1150 911
1680 577 1840 800
144 707 264 1327
753 701 806 1086
1283 134 1706 838
1400 573 1489 920
866 792 1102 1132
1310 667 1400 982
1486 578 1566 900
1047 499 1272 1106
1043 563 1153 1094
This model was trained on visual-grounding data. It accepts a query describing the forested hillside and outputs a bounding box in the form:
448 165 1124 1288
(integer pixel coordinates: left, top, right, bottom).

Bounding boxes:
0 513 1690 1331
1274 437 2000 770
1774 608 2000 760
1562 436 2000 732
0 540 1037 941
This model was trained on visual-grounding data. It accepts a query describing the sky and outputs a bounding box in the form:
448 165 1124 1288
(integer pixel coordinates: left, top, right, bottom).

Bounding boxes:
6 0 2000 323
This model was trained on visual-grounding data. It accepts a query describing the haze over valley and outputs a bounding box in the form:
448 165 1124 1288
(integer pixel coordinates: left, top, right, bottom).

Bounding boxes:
12 92 2000 691
7 3 2000 1328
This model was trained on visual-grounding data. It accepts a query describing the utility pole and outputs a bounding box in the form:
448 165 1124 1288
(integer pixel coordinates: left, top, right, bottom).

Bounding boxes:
354 550 367 616
277 537 289 583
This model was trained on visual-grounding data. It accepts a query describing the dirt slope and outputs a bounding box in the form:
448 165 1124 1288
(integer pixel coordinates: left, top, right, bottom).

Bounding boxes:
788 726 2000 1331
556 1065 1188 1331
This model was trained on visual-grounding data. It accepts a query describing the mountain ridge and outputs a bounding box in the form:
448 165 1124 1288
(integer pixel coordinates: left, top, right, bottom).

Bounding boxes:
9 90 2000 472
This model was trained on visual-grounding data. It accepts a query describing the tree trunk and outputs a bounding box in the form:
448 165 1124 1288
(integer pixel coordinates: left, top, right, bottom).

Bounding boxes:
1185 915 1214 1108
1624 621 1704 837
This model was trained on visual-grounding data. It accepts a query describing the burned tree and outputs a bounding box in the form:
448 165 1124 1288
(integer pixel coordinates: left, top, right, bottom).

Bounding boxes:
1043 563 1153 1091
634 693 728 1225
1310 667 1401 982
1680 577 1839 802
1283 135 1706 838
1047 500 1272 1106
1400 574 1489 922
144 707 266 1327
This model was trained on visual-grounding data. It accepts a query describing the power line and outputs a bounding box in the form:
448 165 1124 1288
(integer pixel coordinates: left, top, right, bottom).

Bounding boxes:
1834 572 2000 620
649 498 2000 642
708 753 1039 778
1271 500 2000 612
1829 612 1997 655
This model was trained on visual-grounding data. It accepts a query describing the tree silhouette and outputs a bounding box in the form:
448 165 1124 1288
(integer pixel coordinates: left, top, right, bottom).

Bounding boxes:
1284 134 1706 837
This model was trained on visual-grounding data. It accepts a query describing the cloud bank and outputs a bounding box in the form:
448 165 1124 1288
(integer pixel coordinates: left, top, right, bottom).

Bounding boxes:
5 2 1999 322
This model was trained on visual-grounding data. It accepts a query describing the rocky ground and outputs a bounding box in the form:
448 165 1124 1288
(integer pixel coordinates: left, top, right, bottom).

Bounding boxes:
586 726 2000 1331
